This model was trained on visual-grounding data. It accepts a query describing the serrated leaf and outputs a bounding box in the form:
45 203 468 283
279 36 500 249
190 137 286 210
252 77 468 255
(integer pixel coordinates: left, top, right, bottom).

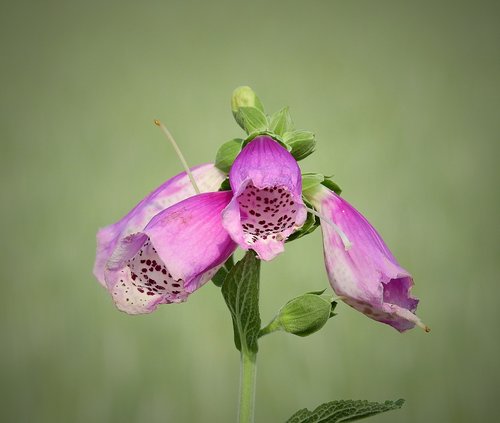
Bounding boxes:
221 251 261 353
236 107 269 135
270 107 293 136
286 399 405 423
215 138 243 172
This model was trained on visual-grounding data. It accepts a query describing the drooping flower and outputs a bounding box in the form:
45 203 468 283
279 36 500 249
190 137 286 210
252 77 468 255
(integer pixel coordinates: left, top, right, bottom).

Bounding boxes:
222 136 307 261
93 163 236 314
93 163 225 285
104 191 236 314
305 184 426 332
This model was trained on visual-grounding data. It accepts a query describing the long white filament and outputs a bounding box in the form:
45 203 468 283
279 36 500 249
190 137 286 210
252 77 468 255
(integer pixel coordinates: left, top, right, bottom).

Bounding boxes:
154 119 200 194
306 207 352 251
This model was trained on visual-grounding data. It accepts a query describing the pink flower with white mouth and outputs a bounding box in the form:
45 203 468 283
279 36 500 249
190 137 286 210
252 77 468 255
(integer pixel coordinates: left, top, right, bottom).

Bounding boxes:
93 163 225 285
93 164 238 314
305 184 426 332
104 191 236 314
222 136 307 261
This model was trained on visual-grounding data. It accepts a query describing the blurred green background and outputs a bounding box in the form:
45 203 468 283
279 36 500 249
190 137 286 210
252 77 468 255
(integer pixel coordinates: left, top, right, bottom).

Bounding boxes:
1 0 499 422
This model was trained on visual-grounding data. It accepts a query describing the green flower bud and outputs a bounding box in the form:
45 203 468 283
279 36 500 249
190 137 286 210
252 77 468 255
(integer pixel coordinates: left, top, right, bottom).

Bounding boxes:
231 87 267 133
231 86 264 114
261 292 336 338
283 130 316 161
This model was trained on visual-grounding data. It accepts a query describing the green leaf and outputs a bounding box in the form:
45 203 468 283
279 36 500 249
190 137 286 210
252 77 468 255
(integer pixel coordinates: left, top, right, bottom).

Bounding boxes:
211 255 235 287
221 251 261 353
286 399 405 423
215 138 244 172
302 173 325 192
283 130 316 160
270 107 293 136
236 107 269 135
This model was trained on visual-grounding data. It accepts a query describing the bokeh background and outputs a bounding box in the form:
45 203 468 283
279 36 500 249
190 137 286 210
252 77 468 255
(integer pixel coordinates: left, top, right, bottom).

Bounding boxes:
1 0 499 422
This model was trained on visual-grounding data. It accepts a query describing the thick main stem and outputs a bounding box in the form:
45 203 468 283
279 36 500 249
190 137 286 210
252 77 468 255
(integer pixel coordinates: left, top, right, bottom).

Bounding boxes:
239 350 257 423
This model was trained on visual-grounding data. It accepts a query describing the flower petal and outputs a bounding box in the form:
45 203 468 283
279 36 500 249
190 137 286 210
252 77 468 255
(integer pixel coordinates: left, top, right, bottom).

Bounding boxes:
94 163 225 285
105 191 236 314
223 136 307 260
306 185 424 332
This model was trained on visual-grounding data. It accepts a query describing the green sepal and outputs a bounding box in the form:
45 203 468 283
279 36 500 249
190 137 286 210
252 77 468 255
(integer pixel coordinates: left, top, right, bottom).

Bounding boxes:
302 173 342 196
306 289 326 295
221 251 261 353
269 107 293 136
283 130 316 161
215 138 244 173
242 131 289 151
235 107 269 135
286 198 320 242
322 176 342 195
286 398 405 423
211 255 235 287
218 178 231 191
301 172 325 192
329 300 338 318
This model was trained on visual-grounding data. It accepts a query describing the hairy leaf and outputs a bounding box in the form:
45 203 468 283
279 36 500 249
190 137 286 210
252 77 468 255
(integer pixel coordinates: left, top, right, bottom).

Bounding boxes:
286 399 405 423
221 252 261 353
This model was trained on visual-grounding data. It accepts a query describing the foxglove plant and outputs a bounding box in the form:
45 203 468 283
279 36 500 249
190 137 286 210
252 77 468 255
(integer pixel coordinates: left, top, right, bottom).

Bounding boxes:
94 86 428 422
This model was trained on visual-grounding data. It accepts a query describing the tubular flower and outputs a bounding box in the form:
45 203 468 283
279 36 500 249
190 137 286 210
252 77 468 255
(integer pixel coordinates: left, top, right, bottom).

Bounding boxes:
93 163 225 285
104 191 236 314
305 185 426 332
222 136 307 261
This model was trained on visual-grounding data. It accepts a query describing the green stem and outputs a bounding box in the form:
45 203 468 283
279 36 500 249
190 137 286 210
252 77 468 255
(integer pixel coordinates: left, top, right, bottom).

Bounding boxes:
238 350 257 423
258 318 281 338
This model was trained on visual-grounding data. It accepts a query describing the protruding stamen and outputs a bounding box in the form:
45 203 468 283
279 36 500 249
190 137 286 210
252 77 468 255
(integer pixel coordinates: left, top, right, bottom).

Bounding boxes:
306 207 352 250
154 119 200 194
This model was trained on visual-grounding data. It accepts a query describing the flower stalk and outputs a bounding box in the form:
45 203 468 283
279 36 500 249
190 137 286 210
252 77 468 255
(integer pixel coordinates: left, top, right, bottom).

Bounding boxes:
239 350 257 423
